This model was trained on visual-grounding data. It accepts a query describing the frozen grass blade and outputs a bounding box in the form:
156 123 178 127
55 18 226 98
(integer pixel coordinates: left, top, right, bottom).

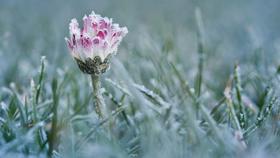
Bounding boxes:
171 63 223 143
133 83 171 113
0 121 44 157
47 78 59 157
75 105 127 151
103 91 130 126
194 7 205 98
105 78 131 96
35 56 46 104
10 90 27 127
234 64 247 129
243 90 278 138
30 79 38 123
224 78 242 132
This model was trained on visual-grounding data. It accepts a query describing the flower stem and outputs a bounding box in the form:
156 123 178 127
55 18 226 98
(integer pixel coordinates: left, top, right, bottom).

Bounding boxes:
91 74 105 119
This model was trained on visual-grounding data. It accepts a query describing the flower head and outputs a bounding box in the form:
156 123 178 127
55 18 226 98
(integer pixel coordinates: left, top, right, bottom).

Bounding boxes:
65 11 128 74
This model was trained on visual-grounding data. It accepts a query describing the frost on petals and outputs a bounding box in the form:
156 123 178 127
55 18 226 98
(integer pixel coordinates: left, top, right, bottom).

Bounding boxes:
65 11 128 74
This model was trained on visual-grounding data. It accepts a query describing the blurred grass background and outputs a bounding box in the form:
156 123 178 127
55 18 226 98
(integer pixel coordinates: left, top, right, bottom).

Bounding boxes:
1 0 280 85
0 0 280 157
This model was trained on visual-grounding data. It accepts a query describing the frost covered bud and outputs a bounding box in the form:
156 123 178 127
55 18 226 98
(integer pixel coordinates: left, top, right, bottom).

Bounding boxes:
65 11 128 74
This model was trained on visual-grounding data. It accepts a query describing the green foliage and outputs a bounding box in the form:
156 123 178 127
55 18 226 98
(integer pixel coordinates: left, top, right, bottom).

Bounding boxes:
0 0 280 158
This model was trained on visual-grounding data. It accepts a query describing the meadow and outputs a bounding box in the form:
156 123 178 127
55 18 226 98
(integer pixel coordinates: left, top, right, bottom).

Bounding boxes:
0 0 280 157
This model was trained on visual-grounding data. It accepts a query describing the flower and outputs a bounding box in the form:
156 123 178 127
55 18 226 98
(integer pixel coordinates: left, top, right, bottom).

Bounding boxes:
65 11 128 74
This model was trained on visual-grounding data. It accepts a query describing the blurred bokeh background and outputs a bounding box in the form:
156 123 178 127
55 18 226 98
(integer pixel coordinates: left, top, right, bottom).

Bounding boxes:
1 0 280 86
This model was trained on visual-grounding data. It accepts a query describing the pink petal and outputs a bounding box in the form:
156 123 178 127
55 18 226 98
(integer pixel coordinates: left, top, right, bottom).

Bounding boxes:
65 38 74 50
81 37 92 48
93 38 99 44
72 34 76 45
97 31 105 39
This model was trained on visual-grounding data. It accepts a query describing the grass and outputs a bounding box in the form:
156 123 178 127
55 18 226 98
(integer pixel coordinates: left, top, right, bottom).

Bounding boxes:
0 0 280 157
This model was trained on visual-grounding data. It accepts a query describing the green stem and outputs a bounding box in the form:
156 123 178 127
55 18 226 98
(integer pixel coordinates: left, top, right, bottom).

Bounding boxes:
91 74 105 119
48 79 59 157
195 8 205 118
225 97 242 131
234 64 246 129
